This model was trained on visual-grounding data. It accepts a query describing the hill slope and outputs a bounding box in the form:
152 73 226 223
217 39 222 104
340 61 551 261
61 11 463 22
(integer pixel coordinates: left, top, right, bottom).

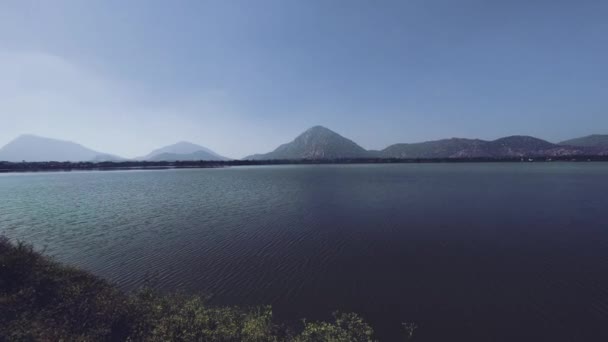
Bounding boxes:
147 151 229 162
245 126 370 160
485 136 577 157
559 134 608 148
381 136 587 158
381 138 489 158
139 141 228 161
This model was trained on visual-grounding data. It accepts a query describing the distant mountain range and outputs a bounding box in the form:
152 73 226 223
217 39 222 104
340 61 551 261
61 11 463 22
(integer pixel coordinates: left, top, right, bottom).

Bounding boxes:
0 135 227 162
246 127 608 160
379 136 591 159
1 129 607 162
0 135 124 162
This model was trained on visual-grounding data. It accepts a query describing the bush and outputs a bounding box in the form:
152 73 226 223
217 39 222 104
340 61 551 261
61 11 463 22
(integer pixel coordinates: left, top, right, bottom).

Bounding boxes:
0 236 378 341
295 312 375 342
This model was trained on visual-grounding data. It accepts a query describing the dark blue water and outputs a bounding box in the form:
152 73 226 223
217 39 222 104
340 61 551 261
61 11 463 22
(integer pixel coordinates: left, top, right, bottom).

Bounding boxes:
1 163 608 341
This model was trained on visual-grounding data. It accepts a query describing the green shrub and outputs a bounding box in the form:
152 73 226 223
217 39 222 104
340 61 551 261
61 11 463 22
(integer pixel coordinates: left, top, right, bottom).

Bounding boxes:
295 312 376 342
0 236 381 341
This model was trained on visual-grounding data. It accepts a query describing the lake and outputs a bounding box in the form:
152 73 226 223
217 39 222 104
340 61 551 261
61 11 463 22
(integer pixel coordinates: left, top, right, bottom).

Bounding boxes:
1 163 608 341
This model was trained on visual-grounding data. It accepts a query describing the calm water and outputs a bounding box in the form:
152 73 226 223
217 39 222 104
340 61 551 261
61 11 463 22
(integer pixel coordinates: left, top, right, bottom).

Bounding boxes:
2 163 608 341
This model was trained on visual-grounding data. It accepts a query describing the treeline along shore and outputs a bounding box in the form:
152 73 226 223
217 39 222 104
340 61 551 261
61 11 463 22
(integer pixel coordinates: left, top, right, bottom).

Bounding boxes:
1 156 608 173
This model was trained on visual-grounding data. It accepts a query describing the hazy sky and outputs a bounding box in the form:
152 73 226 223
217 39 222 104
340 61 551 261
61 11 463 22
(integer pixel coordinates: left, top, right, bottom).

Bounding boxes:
1 0 607 158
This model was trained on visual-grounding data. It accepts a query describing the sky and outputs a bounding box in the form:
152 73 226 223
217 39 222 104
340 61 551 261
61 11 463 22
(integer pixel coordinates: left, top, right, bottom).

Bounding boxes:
1 0 607 159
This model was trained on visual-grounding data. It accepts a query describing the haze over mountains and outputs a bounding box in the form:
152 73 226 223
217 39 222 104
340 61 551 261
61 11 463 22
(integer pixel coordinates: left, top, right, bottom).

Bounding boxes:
0 135 227 162
136 142 229 161
1 129 607 162
0 135 124 162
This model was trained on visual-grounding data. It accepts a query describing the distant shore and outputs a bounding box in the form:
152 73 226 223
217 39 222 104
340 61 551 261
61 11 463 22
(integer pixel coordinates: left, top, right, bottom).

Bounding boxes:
1 156 608 173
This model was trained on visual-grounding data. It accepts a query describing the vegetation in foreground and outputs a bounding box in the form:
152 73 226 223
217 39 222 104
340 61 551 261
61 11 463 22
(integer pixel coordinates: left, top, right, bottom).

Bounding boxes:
0 236 378 341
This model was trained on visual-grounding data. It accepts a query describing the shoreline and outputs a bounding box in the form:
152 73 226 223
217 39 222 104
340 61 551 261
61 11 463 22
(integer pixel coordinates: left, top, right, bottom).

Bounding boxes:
0 236 380 341
1 156 608 173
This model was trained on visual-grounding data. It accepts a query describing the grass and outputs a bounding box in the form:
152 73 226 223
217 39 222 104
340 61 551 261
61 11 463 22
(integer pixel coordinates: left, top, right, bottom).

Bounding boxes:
0 236 379 341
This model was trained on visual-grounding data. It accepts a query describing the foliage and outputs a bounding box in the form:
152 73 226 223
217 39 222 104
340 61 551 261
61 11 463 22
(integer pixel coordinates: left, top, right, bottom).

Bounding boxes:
295 312 376 342
0 236 379 341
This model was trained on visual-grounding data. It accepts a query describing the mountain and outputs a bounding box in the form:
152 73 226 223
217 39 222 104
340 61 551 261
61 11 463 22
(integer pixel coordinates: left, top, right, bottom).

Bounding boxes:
146 151 229 162
139 141 228 161
0 135 123 162
90 154 127 162
381 138 489 158
245 126 370 160
246 127 598 161
559 134 608 148
485 136 573 157
382 135 588 158
4 131 605 163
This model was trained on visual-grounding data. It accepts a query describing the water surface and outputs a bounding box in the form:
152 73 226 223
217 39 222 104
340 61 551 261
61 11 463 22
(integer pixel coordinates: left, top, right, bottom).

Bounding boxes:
2 163 608 341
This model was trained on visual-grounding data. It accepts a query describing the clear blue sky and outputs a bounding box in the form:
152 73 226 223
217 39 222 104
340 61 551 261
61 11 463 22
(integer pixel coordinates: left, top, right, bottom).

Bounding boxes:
1 0 607 158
